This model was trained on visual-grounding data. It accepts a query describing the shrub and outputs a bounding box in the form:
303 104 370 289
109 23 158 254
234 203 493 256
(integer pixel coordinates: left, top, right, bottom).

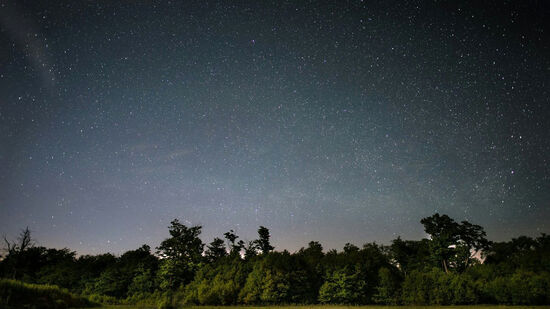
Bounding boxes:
0 278 97 308
318 265 368 304
239 252 316 304
87 293 120 305
373 267 401 304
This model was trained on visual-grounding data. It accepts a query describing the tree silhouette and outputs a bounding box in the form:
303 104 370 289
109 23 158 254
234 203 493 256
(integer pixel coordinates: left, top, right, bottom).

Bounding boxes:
224 230 244 256
2 227 34 279
205 237 227 263
255 226 274 254
420 213 488 273
156 219 204 288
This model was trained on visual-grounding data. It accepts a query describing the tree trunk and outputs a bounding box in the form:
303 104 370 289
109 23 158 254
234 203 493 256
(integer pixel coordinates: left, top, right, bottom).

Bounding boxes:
442 259 449 273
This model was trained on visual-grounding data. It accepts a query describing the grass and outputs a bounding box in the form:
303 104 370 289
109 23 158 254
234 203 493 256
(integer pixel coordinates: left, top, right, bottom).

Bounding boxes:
96 305 549 309
1 280 546 309
0 278 97 308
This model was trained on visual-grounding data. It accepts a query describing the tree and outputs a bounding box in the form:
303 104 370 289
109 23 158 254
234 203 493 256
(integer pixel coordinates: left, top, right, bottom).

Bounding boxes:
156 219 204 288
83 245 158 299
420 214 488 273
389 237 431 274
89 266 129 298
157 258 189 290
297 241 324 268
243 240 258 259
318 265 368 304
127 265 157 296
484 233 550 273
239 251 316 304
455 220 490 271
3 227 33 256
157 219 204 262
255 226 274 254
374 267 401 304
421 214 459 273
224 230 244 257
205 238 227 263
343 243 359 254
183 258 251 305
2 227 34 279
36 248 79 290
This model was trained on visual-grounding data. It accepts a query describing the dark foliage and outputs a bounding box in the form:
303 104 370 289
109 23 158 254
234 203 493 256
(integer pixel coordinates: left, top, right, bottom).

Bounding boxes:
1 215 549 307
0 279 97 308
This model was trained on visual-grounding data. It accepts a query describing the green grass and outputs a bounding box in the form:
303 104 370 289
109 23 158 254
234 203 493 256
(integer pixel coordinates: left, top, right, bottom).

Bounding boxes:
190 305 548 309
96 305 550 309
0 278 98 308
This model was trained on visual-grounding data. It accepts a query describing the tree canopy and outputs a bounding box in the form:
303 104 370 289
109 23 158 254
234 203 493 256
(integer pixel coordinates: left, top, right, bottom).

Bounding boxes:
1 214 549 307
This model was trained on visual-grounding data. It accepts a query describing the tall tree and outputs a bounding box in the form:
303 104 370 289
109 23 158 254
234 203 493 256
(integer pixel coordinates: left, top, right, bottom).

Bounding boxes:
3 227 33 253
456 220 490 270
389 237 431 274
156 219 204 288
255 226 274 254
421 213 460 273
157 219 204 262
420 213 488 273
2 227 34 279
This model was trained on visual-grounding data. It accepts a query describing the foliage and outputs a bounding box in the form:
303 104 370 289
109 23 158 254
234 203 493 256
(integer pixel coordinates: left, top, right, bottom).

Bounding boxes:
373 267 401 304
127 265 158 296
389 237 431 274
256 225 275 254
156 258 190 291
84 245 158 298
1 214 549 306
204 237 227 263
182 256 250 305
401 268 479 305
156 220 204 289
485 233 550 273
421 213 489 273
156 219 204 263
318 265 368 304
239 252 317 304
0 278 97 308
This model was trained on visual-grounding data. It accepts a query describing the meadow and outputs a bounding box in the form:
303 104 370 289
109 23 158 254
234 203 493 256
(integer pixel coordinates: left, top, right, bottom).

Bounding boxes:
92 305 548 309
0 278 95 308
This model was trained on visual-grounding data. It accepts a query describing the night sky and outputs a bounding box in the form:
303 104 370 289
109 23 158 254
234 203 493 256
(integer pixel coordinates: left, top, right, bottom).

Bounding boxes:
1 1 549 255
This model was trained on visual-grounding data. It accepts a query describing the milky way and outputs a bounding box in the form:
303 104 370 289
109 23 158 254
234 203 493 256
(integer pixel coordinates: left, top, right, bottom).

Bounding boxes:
1 1 549 254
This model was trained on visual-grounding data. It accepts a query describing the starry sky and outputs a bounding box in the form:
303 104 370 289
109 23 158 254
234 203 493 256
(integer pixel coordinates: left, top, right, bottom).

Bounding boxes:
1 1 549 255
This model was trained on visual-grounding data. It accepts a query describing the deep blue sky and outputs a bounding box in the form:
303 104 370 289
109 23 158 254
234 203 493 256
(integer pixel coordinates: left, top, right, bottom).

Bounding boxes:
1 1 549 255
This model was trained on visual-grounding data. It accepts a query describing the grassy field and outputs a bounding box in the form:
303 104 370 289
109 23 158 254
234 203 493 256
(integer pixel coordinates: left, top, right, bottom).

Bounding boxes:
96 305 550 309
0 278 95 308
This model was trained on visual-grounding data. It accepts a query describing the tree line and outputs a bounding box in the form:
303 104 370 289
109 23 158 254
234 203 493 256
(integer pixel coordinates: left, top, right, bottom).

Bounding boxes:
1 213 549 307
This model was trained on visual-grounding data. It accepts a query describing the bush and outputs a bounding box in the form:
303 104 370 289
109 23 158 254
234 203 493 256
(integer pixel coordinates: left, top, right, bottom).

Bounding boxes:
87 293 120 305
182 257 250 305
449 272 478 304
318 265 368 304
483 270 550 305
0 278 97 308
373 267 401 304
239 252 316 304
402 268 449 305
